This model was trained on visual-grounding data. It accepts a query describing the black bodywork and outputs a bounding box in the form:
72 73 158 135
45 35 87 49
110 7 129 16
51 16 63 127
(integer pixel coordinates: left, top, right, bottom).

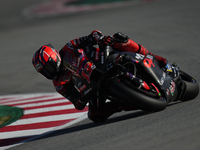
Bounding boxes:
70 45 199 111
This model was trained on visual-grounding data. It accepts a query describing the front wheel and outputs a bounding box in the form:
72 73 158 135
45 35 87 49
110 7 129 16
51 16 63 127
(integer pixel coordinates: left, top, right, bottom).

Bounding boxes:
179 70 199 101
108 78 167 112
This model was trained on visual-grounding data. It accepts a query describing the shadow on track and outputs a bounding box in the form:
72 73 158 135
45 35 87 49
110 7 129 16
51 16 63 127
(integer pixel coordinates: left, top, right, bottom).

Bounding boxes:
33 110 151 141
30 102 182 143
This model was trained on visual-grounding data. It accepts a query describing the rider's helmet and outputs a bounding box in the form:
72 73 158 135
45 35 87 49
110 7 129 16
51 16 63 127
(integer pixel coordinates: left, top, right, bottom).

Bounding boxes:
32 44 61 80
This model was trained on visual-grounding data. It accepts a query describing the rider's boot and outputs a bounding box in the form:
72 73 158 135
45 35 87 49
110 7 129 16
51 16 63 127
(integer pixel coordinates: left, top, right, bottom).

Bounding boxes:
88 101 122 123
88 100 138 123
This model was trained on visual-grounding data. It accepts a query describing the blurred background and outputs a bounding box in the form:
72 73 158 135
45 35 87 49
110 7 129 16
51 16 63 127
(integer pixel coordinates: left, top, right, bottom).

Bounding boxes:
0 0 199 96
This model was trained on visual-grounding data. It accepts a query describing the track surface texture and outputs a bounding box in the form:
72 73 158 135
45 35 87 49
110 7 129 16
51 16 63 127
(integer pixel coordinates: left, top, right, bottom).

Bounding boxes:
0 0 200 150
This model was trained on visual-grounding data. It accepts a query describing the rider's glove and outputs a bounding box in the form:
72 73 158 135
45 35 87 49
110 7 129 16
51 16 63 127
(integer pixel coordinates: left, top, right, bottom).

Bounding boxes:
113 32 129 43
98 36 114 46
88 30 103 44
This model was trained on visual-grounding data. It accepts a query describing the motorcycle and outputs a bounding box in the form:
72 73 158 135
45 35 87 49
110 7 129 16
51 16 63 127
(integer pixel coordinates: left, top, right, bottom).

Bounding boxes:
71 44 199 112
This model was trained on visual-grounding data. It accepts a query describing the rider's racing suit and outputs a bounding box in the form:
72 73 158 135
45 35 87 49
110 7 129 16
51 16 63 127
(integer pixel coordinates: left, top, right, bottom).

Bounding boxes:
53 30 167 122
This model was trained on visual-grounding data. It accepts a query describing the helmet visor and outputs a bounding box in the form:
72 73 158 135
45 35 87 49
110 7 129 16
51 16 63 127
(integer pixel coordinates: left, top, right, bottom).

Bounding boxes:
39 56 60 80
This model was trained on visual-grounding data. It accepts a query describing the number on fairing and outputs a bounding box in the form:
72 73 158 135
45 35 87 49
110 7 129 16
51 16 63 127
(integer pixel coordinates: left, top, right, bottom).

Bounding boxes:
135 53 145 60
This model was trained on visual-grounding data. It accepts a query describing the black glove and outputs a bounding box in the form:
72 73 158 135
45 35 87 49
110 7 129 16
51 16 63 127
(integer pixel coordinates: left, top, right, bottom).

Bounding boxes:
113 32 129 43
98 36 114 46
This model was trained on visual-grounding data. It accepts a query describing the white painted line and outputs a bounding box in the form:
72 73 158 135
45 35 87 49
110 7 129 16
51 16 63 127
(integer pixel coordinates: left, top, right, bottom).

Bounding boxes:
24 104 75 115
15 99 69 108
0 126 62 139
0 93 59 99
0 93 88 150
1 113 88 150
0 95 62 105
9 112 86 126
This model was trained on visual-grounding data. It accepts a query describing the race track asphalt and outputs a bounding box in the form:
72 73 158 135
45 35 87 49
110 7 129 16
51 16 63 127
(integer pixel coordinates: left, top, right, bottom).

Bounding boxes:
0 0 200 149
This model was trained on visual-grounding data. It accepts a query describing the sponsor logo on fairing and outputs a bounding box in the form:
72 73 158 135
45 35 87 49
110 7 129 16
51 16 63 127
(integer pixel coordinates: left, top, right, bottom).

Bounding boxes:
135 53 145 60
143 58 155 68
166 64 172 72
146 54 153 60
169 81 176 96
166 89 170 96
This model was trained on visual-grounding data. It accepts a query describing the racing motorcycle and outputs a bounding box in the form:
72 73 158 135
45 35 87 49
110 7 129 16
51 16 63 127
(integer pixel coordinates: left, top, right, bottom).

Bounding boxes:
72 44 199 112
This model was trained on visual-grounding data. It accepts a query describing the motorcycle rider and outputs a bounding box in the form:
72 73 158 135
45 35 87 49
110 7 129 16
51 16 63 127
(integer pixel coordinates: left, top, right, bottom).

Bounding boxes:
32 30 167 123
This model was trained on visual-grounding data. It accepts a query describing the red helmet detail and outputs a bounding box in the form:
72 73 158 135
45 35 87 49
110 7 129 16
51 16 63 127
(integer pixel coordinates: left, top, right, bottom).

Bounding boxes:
32 44 61 80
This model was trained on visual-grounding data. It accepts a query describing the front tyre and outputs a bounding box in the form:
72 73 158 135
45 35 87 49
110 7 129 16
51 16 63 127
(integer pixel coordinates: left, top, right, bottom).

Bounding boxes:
179 70 199 101
108 78 167 112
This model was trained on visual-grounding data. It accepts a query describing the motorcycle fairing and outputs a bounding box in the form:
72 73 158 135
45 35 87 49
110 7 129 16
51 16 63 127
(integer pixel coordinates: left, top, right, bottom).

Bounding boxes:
141 55 179 102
